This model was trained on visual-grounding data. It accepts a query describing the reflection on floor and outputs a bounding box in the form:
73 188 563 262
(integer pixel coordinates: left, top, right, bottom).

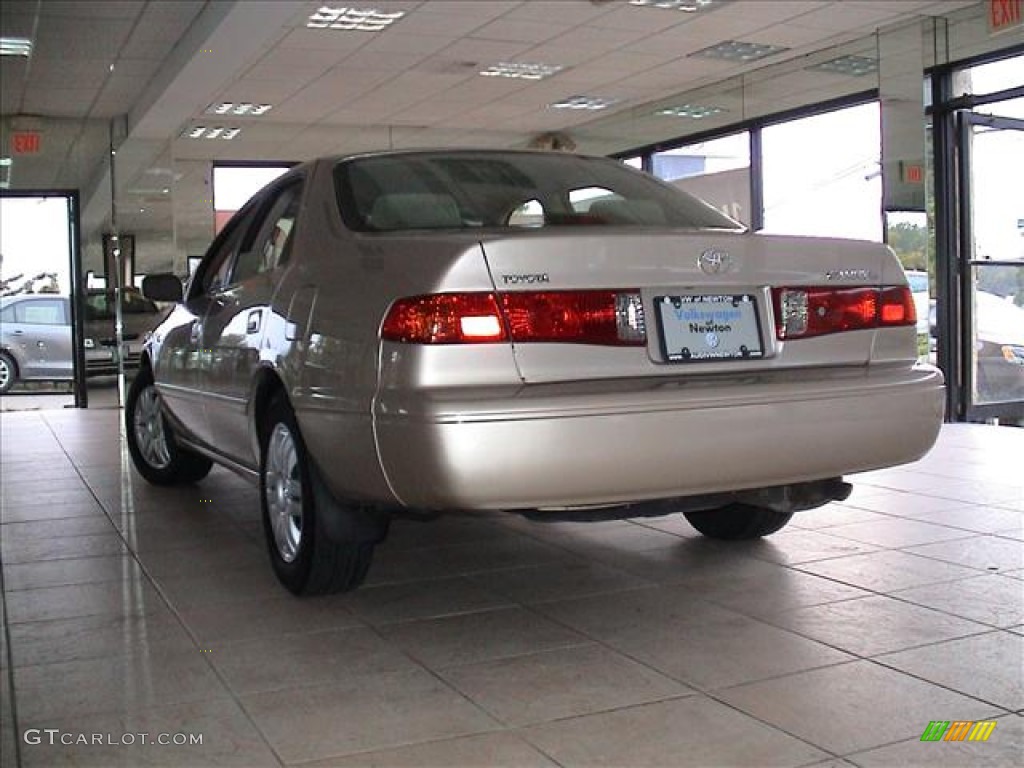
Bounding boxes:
1 413 1021 767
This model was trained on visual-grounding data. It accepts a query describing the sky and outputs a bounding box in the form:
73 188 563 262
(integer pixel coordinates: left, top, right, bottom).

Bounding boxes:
0 197 72 293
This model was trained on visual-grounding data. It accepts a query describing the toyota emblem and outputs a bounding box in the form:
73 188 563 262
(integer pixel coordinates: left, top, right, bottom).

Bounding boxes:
698 249 732 274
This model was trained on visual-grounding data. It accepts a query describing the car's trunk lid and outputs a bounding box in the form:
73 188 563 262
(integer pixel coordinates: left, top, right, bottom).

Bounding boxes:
479 229 896 383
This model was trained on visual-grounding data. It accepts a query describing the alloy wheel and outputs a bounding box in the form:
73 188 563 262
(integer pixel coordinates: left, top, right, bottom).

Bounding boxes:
133 384 172 469
265 422 303 563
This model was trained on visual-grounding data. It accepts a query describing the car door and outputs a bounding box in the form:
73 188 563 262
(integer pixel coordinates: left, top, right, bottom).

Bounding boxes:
156 207 259 442
10 297 72 379
197 177 305 463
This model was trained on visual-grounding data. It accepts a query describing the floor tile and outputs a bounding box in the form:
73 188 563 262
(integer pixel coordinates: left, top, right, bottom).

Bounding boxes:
891 574 1024 628
239 669 498 764
14 650 229 720
875 631 1024 710
154 565 285 611
825 518 975 548
678 564 873 620
177 594 362 644
377 606 589 670
903 535 1024 573
17 698 281 767
522 695 828 767
4 579 168 624
340 576 511 626
794 550 982 593
212 626 421 695
439 644 691 726
533 584 741 644
847 712 1021 767
7 612 195 667
304 731 558 768
766 595 989 657
717 660 1001 756
742 528 879 566
467 559 651 605
2 554 144 591
612 612 855 690
1 532 128 564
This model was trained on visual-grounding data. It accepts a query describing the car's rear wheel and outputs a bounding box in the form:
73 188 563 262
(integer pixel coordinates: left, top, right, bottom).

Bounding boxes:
259 395 378 595
684 503 794 540
0 351 18 394
125 366 212 485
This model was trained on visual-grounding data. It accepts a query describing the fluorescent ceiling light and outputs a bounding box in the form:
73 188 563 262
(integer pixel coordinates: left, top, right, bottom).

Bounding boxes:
480 62 563 80
655 104 725 119
806 55 879 77
690 39 788 62
629 0 714 11
0 157 12 167
208 102 273 116
307 6 405 31
0 37 33 57
550 95 620 110
181 126 242 140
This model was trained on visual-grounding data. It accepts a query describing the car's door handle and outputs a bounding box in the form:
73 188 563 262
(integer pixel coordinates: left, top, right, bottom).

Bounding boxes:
247 310 262 335
12 330 23 335
190 323 202 343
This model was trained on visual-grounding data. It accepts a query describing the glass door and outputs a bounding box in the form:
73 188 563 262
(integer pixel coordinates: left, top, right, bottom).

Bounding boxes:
957 111 1024 424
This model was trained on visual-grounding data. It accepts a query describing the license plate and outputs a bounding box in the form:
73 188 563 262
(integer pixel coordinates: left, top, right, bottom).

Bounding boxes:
654 293 764 362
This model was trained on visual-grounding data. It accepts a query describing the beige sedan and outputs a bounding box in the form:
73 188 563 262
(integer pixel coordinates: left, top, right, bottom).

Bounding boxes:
128 150 945 595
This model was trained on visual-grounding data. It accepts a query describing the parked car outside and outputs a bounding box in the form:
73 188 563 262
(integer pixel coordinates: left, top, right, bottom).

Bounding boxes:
129 150 945 596
0 290 164 392
973 289 1024 403
0 294 74 392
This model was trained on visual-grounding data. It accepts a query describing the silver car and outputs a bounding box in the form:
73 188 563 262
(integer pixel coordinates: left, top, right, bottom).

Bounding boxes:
129 150 945 595
0 294 74 393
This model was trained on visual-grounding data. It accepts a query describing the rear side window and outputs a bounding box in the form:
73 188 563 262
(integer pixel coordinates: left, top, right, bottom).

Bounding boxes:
334 152 742 233
14 298 65 325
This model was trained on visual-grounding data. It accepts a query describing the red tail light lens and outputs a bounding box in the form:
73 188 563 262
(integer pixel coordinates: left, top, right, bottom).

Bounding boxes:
502 291 645 345
381 291 646 345
772 285 916 340
879 286 916 326
381 293 506 343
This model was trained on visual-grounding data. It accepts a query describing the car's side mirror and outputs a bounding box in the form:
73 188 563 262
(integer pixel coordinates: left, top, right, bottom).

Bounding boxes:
141 273 184 303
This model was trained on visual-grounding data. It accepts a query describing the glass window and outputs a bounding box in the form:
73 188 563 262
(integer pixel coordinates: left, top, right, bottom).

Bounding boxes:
954 53 1024 100
762 102 882 241
652 133 750 225
621 156 643 169
213 165 291 235
233 182 303 283
334 151 741 233
16 298 65 325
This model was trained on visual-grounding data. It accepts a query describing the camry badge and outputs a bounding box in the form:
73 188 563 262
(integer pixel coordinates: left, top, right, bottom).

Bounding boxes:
699 249 733 274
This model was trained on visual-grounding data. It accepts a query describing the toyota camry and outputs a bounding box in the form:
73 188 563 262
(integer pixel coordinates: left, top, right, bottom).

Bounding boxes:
128 150 945 595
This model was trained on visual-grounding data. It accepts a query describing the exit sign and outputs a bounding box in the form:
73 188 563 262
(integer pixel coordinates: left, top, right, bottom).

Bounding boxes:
10 131 42 155
989 0 1022 34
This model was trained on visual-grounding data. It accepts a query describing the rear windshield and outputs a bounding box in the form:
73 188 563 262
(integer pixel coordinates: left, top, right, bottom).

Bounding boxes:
334 152 742 233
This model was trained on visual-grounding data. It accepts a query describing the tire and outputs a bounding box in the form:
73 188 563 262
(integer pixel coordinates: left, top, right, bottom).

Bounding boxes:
0 351 17 394
125 366 213 485
260 395 379 595
684 503 794 540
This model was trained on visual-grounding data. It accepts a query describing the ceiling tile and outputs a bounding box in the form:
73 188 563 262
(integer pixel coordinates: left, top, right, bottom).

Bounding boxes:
33 18 133 60
29 59 112 90
38 1 143 19
0 12 35 37
469 18 570 44
360 32 458 56
436 37 533 65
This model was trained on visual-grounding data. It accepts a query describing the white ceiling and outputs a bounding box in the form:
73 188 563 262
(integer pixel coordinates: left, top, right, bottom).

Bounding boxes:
0 0 1005 252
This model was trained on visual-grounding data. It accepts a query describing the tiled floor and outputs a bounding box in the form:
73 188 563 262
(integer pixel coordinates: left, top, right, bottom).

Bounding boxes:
1 408 1021 767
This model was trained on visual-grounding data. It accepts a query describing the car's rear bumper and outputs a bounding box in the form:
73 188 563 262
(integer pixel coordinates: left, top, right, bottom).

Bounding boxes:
373 364 945 510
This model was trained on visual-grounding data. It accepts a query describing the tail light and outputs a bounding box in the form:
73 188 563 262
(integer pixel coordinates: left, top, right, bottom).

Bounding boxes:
381 290 646 345
772 285 916 340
